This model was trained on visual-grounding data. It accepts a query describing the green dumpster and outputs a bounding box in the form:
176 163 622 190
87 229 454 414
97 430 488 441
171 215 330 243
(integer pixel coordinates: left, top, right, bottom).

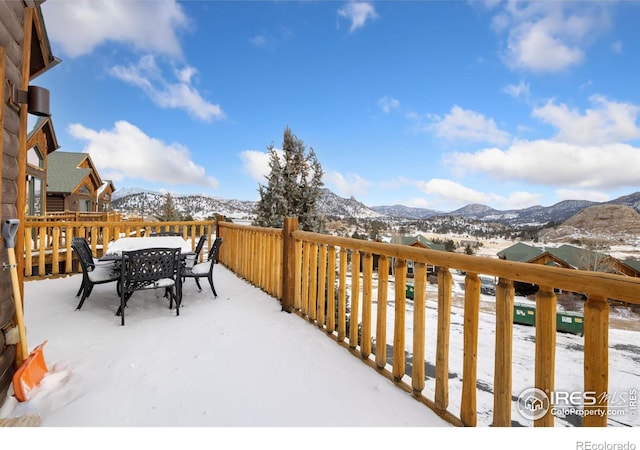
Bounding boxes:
513 303 536 326
406 284 414 299
556 311 584 335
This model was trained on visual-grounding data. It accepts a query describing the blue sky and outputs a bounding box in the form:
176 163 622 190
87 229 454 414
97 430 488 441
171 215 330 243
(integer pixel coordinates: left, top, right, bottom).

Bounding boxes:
36 0 640 211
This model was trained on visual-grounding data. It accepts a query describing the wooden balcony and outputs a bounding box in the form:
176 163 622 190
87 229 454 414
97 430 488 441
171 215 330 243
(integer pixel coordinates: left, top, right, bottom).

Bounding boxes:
19 215 640 427
217 217 640 427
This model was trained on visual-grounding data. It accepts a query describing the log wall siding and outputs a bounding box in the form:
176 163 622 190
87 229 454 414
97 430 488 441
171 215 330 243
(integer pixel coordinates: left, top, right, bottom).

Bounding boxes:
0 1 26 406
217 219 640 428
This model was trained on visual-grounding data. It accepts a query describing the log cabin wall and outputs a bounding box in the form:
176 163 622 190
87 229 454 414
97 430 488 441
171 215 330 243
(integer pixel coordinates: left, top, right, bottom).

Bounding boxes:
0 1 28 406
0 0 57 406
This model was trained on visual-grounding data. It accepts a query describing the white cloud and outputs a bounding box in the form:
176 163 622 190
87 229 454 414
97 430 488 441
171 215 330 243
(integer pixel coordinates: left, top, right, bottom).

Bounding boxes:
42 0 189 58
555 189 610 203
532 95 640 146
250 35 268 48
337 2 378 33
448 140 640 190
612 41 623 54
325 171 371 198
110 55 225 122
503 80 530 99
492 2 610 73
240 150 272 182
429 106 511 145
378 96 399 113
444 96 640 195
490 191 542 210
68 121 218 189
396 179 541 210
414 178 490 205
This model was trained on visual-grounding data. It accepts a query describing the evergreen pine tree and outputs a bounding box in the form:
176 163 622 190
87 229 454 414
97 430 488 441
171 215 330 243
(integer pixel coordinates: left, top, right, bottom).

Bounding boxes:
253 127 325 231
158 192 178 221
254 147 287 228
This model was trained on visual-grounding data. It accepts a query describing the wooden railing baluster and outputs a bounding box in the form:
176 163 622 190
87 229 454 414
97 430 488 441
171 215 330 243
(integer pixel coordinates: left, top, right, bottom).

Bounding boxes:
436 267 452 411
349 249 360 349
375 255 389 371
461 272 480 426
412 261 426 395
493 277 515 427
393 258 406 382
361 252 373 359
535 285 557 427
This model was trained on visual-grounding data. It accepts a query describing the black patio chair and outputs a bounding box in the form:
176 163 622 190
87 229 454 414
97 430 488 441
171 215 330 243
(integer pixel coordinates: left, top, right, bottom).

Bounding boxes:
118 247 182 326
182 237 223 297
184 235 207 270
72 237 116 298
72 238 120 311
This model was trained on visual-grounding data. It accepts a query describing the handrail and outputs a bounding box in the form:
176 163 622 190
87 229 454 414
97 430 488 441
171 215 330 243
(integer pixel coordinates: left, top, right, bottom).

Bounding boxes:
22 218 215 278
293 230 640 304
216 218 639 428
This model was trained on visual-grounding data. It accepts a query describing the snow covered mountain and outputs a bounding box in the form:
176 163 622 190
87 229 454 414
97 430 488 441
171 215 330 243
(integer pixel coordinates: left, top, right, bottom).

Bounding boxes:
112 188 640 230
111 188 386 220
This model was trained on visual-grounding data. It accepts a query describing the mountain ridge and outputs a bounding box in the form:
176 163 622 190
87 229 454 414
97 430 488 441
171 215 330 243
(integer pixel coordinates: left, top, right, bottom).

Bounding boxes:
111 187 640 228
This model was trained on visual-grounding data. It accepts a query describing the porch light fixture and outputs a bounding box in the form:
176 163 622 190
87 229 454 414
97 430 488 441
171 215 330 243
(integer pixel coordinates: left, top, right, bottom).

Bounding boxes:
6 81 50 117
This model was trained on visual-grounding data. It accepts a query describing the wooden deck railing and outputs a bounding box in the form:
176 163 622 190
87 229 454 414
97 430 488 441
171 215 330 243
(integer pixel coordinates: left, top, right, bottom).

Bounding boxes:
217 217 640 427
23 219 215 277
26 211 122 222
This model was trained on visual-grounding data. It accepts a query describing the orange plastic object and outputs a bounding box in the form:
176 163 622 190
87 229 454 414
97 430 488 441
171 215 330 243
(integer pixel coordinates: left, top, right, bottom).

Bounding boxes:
12 341 48 402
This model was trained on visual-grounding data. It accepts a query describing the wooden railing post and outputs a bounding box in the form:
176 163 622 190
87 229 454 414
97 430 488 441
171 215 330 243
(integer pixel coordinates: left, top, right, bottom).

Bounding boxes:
583 294 609 427
281 217 298 313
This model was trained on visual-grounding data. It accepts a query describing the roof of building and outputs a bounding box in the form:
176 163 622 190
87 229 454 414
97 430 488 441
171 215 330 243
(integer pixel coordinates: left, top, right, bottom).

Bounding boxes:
498 242 640 276
397 235 446 251
27 116 60 154
623 259 640 272
547 244 610 270
497 242 544 262
46 151 100 193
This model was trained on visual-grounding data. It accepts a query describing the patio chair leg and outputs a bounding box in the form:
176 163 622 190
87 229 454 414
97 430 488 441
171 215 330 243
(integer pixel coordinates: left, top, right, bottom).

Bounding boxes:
76 284 93 310
194 278 202 292
207 276 217 298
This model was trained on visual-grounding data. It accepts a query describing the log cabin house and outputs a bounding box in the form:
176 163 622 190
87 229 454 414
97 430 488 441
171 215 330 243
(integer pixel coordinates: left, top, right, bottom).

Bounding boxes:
497 242 640 277
0 0 60 405
26 115 59 216
45 151 115 213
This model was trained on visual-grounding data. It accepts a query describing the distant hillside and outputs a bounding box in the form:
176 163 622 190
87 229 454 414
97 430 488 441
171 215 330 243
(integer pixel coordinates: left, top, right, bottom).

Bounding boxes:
372 198 601 227
112 188 387 220
370 204 442 219
112 188 640 239
539 204 640 246
319 189 387 219
112 191 256 220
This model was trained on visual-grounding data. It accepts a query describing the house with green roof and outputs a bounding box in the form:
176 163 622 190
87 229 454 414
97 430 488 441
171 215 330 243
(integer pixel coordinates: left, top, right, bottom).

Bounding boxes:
498 242 640 278
45 151 115 213
391 234 446 276
394 235 447 252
